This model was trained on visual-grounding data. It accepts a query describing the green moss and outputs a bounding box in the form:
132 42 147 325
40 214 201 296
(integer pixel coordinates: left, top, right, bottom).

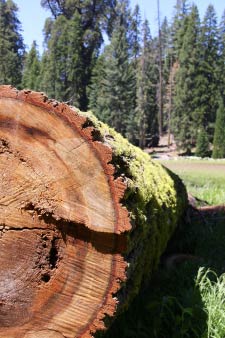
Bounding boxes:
80 110 188 303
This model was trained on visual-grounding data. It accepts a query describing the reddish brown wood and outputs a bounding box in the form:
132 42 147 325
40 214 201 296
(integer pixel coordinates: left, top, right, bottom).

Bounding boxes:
0 86 187 338
0 86 129 338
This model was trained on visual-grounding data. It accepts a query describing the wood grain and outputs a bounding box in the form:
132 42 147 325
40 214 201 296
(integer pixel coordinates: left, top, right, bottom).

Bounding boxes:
0 86 128 338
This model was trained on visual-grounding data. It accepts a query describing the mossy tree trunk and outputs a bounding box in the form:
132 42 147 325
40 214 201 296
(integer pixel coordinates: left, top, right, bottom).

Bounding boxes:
0 86 187 338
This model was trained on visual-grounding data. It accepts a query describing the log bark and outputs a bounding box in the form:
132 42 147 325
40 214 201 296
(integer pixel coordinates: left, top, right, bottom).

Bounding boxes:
0 86 187 338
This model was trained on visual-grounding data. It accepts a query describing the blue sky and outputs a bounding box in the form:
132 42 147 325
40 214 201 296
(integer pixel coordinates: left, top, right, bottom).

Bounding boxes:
14 0 225 54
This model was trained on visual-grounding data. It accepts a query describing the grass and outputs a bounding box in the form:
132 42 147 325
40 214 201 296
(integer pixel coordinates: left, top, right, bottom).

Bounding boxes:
98 158 225 338
99 207 225 338
100 208 225 338
159 158 225 205
196 268 225 338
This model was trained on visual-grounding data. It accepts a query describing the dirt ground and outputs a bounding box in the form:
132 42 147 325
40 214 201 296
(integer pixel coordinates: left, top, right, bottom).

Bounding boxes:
145 134 178 159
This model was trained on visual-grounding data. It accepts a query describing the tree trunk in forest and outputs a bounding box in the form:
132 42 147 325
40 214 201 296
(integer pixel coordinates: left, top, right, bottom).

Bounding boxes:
157 0 163 136
0 86 187 338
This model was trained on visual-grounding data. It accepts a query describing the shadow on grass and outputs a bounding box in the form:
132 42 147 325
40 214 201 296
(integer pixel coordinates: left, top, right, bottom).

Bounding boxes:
97 207 225 338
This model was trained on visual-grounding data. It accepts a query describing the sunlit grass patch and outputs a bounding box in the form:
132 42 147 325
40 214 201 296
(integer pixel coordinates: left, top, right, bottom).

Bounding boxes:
196 268 225 338
179 173 225 205
159 158 225 205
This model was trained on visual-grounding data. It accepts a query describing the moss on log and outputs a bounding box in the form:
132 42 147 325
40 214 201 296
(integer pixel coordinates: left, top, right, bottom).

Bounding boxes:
0 86 187 338
80 111 187 302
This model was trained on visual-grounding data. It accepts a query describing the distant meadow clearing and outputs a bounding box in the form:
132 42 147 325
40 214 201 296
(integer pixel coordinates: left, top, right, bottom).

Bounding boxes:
159 159 225 206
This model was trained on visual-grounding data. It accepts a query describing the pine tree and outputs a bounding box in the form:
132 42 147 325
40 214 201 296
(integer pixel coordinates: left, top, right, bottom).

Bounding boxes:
157 0 163 136
198 5 219 138
213 98 225 159
172 4 201 153
195 127 210 157
0 0 24 87
166 0 190 138
165 61 179 145
161 16 171 80
87 53 108 121
161 17 170 55
39 12 83 107
22 41 41 91
136 20 158 148
88 0 135 140
126 3 142 143
130 4 141 63
213 11 225 159
160 16 173 132
218 10 225 99
41 0 117 110
171 0 190 60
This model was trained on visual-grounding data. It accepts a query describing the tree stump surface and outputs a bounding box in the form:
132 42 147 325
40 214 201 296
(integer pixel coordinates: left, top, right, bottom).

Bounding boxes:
0 86 187 338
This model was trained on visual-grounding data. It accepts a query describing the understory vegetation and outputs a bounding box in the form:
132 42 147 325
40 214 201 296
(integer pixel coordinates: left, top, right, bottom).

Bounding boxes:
99 160 225 338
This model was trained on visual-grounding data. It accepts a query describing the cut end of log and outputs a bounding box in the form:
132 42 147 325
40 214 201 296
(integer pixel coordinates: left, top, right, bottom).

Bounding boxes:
0 85 131 235
0 85 130 338
0 86 187 338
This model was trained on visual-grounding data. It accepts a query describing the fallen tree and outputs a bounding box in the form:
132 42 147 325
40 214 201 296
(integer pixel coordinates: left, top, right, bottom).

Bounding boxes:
0 86 187 338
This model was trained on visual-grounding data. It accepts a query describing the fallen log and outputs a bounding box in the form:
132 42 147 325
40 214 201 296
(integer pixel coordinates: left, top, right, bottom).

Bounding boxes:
0 86 187 338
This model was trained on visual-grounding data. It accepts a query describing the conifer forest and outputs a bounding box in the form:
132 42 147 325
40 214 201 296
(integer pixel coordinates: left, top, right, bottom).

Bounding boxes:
1 0 225 157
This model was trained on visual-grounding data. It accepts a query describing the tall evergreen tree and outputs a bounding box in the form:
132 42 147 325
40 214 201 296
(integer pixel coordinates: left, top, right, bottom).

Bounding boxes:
39 12 83 107
126 3 142 142
195 127 210 157
160 16 172 132
166 0 190 139
0 0 24 87
22 41 41 90
198 5 219 137
41 0 117 110
157 0 163 136
88 0 135 140
136 20 158 148
161 16 171 78
218 10 225 100
171 0 190 60
130 4 141 63
87 53 108 121
161 17 170 56
165 60 179 145
172 4 201 153
213 97 225 158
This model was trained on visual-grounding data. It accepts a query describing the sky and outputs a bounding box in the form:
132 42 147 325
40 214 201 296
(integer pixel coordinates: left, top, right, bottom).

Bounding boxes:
14 0 225 54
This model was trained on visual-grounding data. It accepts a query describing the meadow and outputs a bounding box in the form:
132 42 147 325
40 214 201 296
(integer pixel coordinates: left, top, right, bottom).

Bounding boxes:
100 158 225 338
160 158 225 206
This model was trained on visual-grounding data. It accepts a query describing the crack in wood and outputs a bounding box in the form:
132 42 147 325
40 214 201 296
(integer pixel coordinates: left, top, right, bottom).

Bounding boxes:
0 225 51 232
21 203 127 255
